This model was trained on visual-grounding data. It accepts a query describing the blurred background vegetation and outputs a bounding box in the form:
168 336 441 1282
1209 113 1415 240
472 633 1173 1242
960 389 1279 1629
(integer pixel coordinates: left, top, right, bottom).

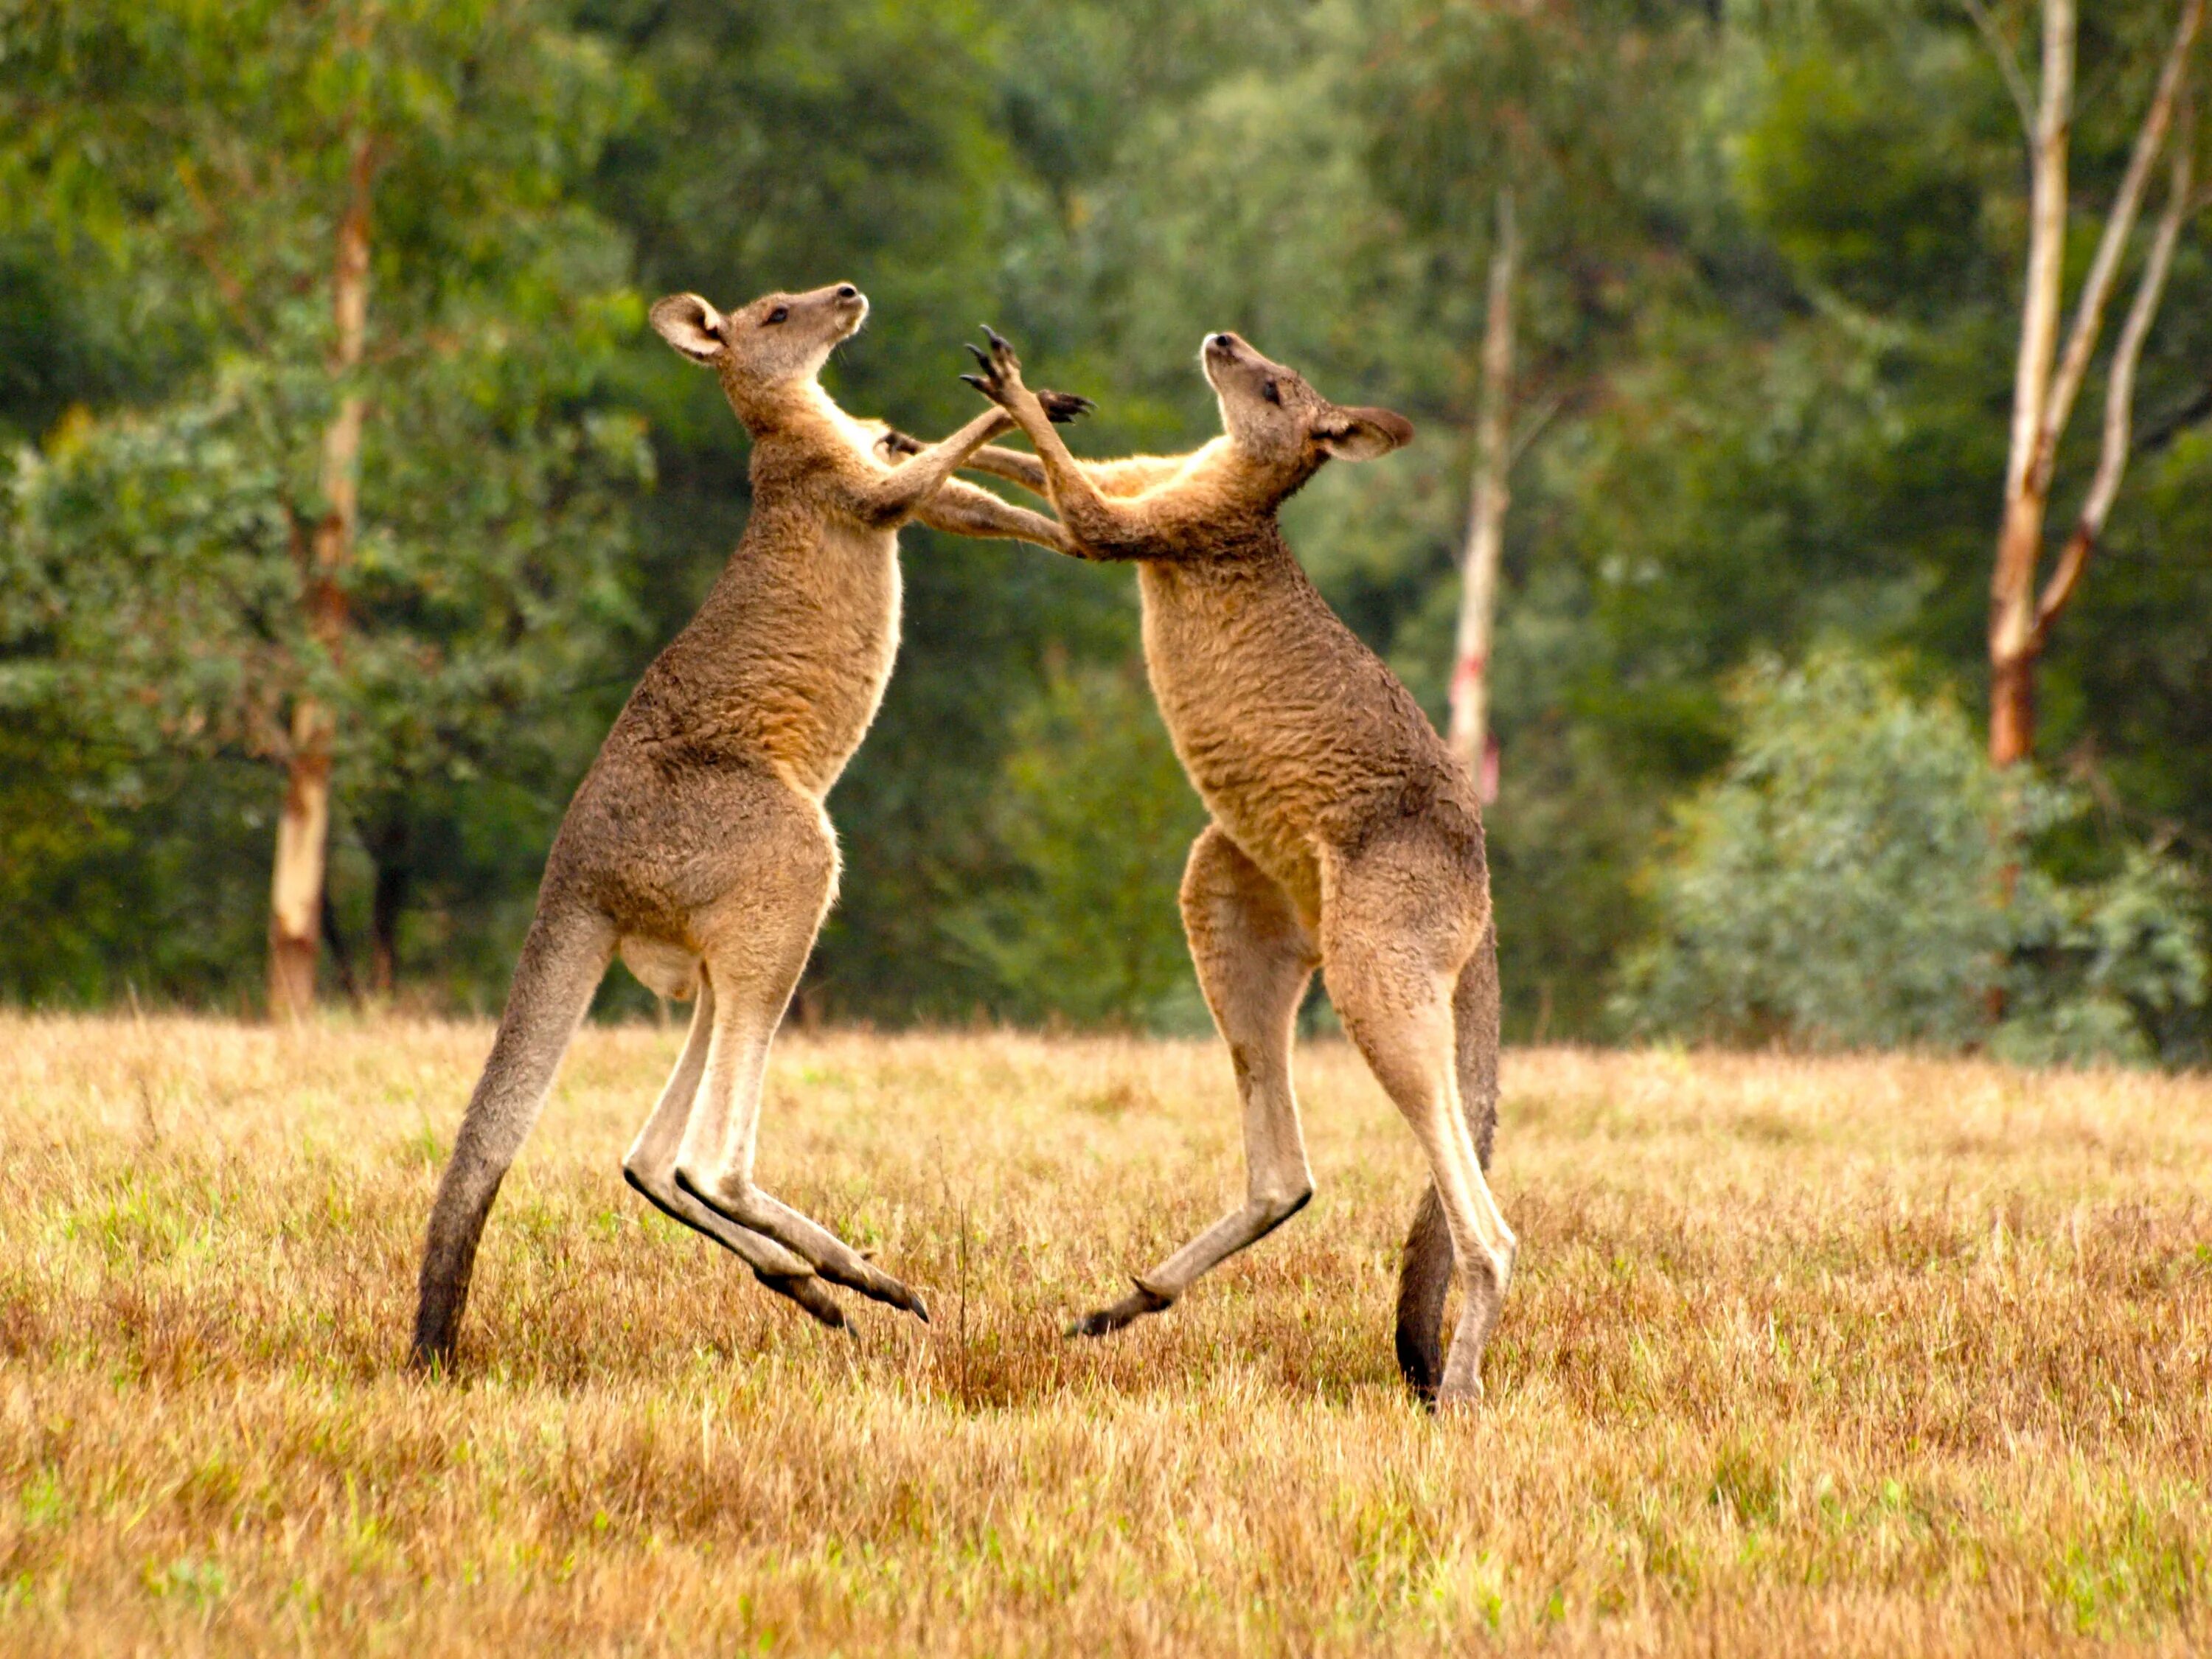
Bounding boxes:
1 0 2207 1061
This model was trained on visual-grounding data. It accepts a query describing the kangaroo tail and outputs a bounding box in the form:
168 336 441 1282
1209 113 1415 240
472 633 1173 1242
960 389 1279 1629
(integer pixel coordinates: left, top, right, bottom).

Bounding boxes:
1394 917 1500 1405
411 904 613 1370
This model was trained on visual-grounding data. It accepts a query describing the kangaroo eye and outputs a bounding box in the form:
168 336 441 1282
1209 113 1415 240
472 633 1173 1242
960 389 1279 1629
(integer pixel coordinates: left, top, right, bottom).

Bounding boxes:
764 306 790 325
1262 380 1281 406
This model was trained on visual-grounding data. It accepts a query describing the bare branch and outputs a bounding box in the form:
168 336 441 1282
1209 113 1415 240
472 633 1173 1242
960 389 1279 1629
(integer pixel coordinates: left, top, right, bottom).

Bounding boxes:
2033 0 2204 495
1508 387 1565 467
2000 0 2074 509
2034 99 2195 649
1961 0 2038 143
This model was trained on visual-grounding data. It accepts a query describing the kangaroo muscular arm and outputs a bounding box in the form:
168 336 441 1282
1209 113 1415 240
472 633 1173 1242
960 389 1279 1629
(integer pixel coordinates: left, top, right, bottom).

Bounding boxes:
981 380 1207 561
839 407 1017 528
912 477 1073 554
956 443 1051 497
957 446 1196 502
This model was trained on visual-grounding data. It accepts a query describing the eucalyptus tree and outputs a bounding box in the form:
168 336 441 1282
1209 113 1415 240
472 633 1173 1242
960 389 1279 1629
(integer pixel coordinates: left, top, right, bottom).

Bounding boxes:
1975 0 2205 766
0 0 646 1012
1357 0 1700 789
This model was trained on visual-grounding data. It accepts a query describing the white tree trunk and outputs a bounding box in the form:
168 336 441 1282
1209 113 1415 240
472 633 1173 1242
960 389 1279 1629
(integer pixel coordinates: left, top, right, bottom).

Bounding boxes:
1447 189 1517 801
1989 0 2074 768
269 131 373 1018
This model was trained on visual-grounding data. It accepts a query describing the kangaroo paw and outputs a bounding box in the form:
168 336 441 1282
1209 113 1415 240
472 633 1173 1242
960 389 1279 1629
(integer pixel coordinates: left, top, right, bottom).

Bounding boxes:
962 326 1029 406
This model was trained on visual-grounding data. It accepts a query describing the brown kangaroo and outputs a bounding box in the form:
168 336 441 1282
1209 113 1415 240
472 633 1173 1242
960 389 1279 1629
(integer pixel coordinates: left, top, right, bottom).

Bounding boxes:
956 327 1511 1407
410 282 1085 1368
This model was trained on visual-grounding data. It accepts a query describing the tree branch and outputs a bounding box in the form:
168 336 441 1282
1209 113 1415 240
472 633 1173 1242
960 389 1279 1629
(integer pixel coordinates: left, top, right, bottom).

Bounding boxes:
1961 0 2038 143
2034 97 2195 650
2000 0 2073 510
2032 0 2203 497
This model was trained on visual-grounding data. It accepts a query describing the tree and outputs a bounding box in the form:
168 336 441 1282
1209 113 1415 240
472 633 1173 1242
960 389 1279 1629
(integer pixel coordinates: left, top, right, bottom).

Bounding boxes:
1615 648 2205 1059
0 0 645 1012
1447 187 1517 793
1358 0 1694 795
942 657 1205 1029
1983 0 2205 766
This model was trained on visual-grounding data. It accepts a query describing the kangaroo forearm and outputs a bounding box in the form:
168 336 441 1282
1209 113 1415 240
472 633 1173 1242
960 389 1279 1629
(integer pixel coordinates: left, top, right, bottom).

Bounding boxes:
915 479 1071 554
959 444 1051 496
1000 399 1164 560
854 408 1015 524
962 447 1194 504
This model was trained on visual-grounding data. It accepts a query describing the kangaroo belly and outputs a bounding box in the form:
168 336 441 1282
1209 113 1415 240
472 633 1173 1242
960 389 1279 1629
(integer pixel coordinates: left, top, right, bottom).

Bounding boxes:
1137 557 1461 919
1139 585 1327 906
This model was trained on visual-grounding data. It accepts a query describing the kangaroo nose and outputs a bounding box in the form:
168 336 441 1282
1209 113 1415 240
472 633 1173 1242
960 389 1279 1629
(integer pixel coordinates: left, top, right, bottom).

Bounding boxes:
836 285 859 300
1211 333 1235 349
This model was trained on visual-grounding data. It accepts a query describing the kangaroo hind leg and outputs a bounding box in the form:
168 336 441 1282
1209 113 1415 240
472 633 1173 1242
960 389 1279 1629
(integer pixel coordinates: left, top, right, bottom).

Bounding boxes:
1071 824 1318 1338
622 974 846 1329
412 904 616 1369
1394 921 1501 1404
669 816 930 1324
1324 853 1514 1408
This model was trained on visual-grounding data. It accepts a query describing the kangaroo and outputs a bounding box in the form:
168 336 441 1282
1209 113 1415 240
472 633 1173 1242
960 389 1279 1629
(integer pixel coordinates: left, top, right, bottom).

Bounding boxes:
410 282 1085 1368
953 327 1511 1407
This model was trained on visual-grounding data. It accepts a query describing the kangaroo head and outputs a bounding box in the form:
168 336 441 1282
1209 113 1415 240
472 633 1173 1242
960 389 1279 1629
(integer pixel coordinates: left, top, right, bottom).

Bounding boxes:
1200 331 1413 493
651 282 869 426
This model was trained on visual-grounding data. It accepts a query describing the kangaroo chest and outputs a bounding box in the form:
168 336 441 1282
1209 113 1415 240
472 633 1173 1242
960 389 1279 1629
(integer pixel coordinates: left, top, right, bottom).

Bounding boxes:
755 518 903 796
627 512 902 800
1137 561 1340 908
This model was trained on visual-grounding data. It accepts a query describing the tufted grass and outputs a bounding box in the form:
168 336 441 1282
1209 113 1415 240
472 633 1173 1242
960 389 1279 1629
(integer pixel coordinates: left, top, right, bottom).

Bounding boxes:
1 1012 2208 1655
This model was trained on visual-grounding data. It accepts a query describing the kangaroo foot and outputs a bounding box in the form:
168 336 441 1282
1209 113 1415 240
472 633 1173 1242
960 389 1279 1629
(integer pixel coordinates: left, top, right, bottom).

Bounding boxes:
755 1270 848 1330
1433 1244 1514 1408
674 1166 929 1324
1065 1279 1174 1339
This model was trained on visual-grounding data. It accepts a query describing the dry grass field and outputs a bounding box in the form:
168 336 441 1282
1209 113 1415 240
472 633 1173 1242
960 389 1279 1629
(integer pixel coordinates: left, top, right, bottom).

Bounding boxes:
1 1012 2208 1656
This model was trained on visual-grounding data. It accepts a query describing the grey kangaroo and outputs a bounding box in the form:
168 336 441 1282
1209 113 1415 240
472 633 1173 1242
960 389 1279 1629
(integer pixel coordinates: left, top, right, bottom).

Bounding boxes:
410 282 1086 1367
955 327 1510 1408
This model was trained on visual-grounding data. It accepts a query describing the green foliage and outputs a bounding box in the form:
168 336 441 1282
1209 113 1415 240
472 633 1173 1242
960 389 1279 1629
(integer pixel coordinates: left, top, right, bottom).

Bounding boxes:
1617 651 2206 1061
2000 850 2210 1068
1 0 2208 1057
0 0 648 1004
942 658 1205 1029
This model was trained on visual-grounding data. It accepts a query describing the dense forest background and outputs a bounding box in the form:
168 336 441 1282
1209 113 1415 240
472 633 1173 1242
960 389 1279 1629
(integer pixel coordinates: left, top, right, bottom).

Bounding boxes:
4 0 2208 1059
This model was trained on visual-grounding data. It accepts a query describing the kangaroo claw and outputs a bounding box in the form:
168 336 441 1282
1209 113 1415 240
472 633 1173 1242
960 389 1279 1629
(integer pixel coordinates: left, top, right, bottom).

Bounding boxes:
1038 389 1094 423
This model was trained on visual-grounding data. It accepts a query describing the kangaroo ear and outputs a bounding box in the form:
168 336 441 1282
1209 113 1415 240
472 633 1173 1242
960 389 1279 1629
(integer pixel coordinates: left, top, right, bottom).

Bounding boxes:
1316 406 1414 462
650 293 724 364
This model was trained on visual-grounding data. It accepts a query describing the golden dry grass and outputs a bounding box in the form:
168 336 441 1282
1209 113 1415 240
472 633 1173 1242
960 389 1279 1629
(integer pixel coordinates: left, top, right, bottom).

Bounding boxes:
1 1013 2208 1655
